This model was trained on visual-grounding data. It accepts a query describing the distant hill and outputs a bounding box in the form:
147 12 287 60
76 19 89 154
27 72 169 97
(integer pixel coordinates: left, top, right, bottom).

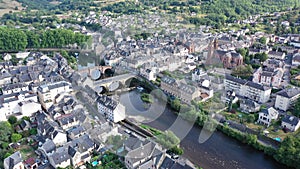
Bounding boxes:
0 0 23 16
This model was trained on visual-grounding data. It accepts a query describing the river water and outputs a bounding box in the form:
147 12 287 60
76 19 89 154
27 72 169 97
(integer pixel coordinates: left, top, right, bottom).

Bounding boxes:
120 90 288 169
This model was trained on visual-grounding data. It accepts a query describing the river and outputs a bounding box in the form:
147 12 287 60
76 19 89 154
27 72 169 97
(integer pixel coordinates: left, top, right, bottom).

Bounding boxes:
120 90 288 169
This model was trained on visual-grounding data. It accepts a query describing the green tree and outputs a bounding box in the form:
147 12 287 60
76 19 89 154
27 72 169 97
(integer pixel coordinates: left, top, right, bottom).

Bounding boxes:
255 52 268 62
8 116 17 125
259 37 267 44
0 122 13 143
231 65 253 79
274 137 300 168
236 48 247 58
156 130 180 149
11 133 22 143
168 146 184 155
293 98 300 117
247 114 256 123
170 98 181 112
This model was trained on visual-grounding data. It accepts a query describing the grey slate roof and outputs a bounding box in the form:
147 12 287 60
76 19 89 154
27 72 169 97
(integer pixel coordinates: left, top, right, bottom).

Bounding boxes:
41 139 56 154
277 88 300 98
4 151 23 169
282 115 300 126
225 74 270 91
97 95 118 111
49 147 70 166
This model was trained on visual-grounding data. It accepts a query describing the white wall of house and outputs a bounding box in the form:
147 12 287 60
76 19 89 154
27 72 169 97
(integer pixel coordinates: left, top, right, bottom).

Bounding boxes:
282 121 300 132
274 95 290 111
258 113 272 127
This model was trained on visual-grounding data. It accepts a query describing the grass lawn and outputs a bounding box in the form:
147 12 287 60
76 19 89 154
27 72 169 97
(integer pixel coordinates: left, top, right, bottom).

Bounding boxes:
140 124 162 136
20 145 36 159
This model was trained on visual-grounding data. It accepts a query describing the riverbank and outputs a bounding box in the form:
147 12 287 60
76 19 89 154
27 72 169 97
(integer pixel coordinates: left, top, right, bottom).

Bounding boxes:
120 90 286 169
131 77 296 168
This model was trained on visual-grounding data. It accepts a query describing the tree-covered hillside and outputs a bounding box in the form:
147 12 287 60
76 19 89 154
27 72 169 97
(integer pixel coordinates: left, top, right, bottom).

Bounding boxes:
12 0 300 29
102 0 299 26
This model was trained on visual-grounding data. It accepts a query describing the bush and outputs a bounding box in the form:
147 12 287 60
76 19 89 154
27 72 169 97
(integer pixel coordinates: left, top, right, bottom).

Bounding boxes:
8 116 17 125
156 131 180 149
168 146 184 155
140 93 154 103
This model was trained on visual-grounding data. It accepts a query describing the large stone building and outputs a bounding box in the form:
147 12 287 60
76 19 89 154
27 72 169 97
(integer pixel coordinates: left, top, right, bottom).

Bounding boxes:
252 67 283 88
160 76 201 104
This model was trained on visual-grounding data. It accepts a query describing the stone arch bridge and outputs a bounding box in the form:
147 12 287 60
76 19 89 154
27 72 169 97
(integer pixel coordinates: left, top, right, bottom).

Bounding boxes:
90 72 140 92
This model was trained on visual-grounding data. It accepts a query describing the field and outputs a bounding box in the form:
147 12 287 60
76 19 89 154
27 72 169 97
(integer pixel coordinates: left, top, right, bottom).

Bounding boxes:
0 0 23 16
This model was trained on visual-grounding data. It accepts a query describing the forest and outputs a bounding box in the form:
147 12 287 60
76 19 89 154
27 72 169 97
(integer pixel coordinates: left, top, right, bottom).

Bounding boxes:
0 27 90 51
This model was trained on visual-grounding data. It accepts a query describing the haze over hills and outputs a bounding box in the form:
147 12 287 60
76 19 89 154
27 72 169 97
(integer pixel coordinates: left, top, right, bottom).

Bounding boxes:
3 0 296 30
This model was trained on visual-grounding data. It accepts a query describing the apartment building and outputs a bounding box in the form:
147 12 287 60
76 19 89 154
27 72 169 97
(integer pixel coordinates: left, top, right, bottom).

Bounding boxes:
37 81 73 110
224 74 271 103
97 95 125 123
275 87 300 111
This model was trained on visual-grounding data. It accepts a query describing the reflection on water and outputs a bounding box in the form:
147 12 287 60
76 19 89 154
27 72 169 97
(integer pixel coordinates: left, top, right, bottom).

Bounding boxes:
78 62 96 70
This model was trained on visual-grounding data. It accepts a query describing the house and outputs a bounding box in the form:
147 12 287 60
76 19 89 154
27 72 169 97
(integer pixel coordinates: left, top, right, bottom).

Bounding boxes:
104 52 123 66
198 80 214 102
17 100 42 117
222 90 238 105
0 69 11 86
37 114 67 146
67 134 94 167
97 95 125 123
160 155 195 169
37 81 73 110
16 52 30 59
125 141 166 169
281 115 300 132
4 151 24 169
89 122 120 142
24 157 38 169
257 107 279 127
263 59 284 69
0 91 39 121
239 98 260 113
1 83 29 95
161 76 201 104
56 114 80 130
140 68 156 81
191 68 207 82
224 74 271 103
67 126 86 140
39 139 56 156
292 53 300 66
3 53 12 61
48 147 71 168
275 88 300 111
252 67 283 88
19 120 31 131
268 51 286 60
